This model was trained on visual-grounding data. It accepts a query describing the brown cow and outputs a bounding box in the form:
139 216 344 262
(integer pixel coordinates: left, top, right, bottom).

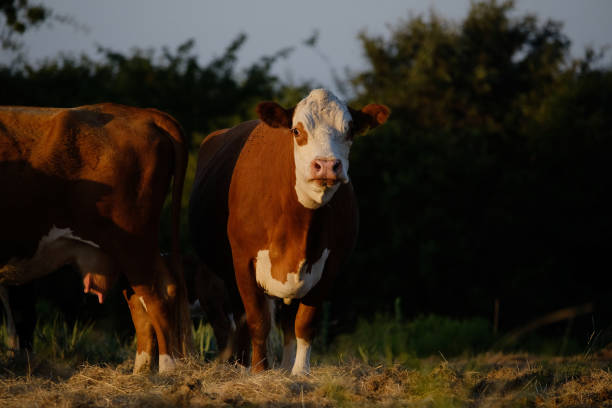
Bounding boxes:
189 89 389 374
0 104 192 372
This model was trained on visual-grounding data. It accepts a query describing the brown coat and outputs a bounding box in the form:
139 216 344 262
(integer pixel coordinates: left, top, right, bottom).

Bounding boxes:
189 90 389 373
0 103 192 372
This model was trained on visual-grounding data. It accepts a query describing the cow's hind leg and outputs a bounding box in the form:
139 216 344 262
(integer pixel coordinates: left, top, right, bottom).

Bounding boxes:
0 285 19 356
70 244 160 373
131 286 177 372
123 287 157 373
279 301 298 371
193 263 235 360
228 312 251 366
123 253 180 373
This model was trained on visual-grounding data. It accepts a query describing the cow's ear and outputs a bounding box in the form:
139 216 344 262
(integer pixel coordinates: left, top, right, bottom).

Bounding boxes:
256 102 294 128
349 104 390 135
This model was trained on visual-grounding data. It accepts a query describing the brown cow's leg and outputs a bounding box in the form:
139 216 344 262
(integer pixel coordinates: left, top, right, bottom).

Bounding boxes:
0 285 19 356
231 312 251 366
279 301 298 371
247 295 270 372
193 263 234 358
131 284 177 372
123 288 156 373
123 253 179 373
234 258 270 372
292 301 320 375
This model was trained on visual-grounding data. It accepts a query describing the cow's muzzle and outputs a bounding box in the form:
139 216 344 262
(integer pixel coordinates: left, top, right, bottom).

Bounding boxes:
310 158 344 181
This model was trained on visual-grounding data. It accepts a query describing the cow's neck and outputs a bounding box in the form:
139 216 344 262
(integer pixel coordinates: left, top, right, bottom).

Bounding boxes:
264 158 332 282
232 123 332 282
268 197 329 283
281 190 318 242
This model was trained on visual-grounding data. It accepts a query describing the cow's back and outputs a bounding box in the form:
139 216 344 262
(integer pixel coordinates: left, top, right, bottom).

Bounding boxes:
189 120 259 276
0 104 176 263
1 103 195 369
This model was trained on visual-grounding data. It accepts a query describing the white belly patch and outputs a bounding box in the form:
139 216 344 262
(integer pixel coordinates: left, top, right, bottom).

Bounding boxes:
255 248 330 300
39 226 100 249
1 225 100 284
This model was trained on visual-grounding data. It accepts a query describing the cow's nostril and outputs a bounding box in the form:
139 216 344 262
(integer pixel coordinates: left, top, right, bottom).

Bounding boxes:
333 161 341 172
313 162 322 171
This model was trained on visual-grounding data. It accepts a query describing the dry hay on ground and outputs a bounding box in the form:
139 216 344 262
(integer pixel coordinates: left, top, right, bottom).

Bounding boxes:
1 353 611 407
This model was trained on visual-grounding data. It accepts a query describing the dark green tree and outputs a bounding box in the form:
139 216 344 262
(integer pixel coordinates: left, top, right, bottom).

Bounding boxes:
0 35 301 136
341 0 612 337
1 0 49 50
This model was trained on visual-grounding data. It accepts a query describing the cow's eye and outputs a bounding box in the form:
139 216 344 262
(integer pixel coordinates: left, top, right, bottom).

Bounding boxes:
291 128 300 136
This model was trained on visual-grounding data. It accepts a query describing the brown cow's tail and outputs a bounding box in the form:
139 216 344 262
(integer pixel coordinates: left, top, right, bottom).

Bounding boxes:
151 109 195 357
151 110 187 267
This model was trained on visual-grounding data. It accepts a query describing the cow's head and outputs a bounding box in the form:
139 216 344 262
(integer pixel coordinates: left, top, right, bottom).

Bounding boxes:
257 88 389 209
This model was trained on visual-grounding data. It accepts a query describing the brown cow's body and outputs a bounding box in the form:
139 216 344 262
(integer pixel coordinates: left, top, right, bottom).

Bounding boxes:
0 104 192 372
189 89 388 374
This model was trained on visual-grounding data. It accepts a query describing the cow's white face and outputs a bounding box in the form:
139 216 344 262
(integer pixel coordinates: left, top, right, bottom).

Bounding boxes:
291 89 352 209
256 88 390 210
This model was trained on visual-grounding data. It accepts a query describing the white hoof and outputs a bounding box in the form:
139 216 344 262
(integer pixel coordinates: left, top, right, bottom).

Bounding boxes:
133 351 152 374
159 354 176 373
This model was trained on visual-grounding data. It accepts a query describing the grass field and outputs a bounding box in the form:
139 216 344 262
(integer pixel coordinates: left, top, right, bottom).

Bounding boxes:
1 315 611 407
2 352 611 407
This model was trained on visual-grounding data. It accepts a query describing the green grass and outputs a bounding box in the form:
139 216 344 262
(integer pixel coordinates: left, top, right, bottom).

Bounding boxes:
32 313 130 365
193 319 216 360
328 314 494 367
1 314 278 367
2 309 602 370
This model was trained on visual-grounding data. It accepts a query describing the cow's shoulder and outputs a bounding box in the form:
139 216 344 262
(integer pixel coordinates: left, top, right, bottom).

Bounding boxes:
195 120 259 181
200 120 259 157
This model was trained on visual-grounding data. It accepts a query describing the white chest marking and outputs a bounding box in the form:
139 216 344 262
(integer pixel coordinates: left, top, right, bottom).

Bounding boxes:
255 248 330 300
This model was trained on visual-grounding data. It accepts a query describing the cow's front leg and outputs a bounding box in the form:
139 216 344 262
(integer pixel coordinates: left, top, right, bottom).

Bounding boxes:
234 258 271 372
292 301 320 375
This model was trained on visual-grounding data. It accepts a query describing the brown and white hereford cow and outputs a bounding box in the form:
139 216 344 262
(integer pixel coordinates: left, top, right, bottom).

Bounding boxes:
189 89 389 374
0 104 192 372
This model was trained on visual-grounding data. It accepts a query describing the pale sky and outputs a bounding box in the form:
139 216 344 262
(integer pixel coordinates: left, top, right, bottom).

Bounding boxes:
3 0 612 96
